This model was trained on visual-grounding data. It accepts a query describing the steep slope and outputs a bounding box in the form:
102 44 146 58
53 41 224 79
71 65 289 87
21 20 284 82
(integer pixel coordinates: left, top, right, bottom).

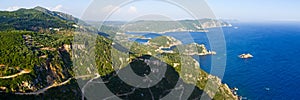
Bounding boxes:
33 6 80 23
0 7 76 31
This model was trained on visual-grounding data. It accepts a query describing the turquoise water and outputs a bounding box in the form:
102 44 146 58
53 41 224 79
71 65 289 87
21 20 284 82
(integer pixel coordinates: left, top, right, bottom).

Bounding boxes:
127 22 300 99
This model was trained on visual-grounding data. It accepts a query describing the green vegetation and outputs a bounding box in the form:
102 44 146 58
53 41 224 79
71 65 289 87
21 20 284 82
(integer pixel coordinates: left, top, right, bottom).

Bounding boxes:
0 31 37 69
95 35 114 76
107 19 231 33
0 30 74 93
149 36 170 47
124 21 188 32
0 7 75 32
149 36 181 48
172 43 216 56
0 6 237 100
0 31 37 89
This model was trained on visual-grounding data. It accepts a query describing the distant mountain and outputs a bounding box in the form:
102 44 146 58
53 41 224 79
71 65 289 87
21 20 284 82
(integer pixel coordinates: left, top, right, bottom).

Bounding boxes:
0 6 78 31
93 19 232 33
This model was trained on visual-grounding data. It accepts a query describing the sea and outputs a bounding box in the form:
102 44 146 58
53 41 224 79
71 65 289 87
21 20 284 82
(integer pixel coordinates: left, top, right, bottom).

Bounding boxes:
127 22 300 99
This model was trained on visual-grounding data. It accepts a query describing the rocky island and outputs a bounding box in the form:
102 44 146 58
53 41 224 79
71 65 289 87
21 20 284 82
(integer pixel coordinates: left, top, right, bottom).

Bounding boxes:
239 53 253 59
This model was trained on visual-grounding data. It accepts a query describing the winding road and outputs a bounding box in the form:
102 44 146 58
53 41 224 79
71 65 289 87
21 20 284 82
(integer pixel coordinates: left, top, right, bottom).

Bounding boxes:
0 69 31 79
15 78 72 95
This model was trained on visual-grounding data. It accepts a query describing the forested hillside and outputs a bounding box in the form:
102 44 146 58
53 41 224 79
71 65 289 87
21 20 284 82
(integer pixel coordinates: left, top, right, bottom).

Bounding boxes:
0 6 76 31
0 6 237 100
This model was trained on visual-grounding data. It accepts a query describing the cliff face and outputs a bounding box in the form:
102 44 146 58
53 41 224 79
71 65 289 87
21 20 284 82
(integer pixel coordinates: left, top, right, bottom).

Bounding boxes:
135 36 237 99
206 75 238 100
172 58 238 100
200 20 232 29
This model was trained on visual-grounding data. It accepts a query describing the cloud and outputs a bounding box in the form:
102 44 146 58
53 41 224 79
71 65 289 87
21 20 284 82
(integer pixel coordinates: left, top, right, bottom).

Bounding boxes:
5 6 22 11
101 5 137 14
101 5 120 13
128 6 137 13
51 5 63 11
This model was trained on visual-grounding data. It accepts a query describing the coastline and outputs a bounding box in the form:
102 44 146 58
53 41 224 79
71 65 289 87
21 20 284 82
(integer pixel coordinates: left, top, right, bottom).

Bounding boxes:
125 23 232 34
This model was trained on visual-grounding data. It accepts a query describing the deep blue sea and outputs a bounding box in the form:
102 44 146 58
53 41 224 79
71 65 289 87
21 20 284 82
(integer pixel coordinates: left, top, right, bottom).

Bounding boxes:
127 22 300 99
220 22 300 100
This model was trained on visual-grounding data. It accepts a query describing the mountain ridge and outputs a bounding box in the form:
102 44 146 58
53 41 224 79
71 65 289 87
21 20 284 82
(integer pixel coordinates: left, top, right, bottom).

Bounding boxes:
0 6 77 31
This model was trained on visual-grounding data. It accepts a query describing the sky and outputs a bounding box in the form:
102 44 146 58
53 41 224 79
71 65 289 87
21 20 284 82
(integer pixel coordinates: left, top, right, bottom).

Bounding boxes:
0 0 299 21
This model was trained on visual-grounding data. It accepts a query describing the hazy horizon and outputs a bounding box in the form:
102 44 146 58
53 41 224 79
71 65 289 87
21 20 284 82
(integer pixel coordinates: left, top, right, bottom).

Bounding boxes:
0 0 299 22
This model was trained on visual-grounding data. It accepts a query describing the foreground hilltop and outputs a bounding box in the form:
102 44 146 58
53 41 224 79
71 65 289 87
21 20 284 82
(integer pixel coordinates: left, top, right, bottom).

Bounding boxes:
0 6 81 32
0 6 237 99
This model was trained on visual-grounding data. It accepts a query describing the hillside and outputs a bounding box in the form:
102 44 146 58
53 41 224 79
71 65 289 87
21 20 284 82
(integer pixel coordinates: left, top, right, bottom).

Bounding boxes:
0 6 237 99
0 6 77 31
